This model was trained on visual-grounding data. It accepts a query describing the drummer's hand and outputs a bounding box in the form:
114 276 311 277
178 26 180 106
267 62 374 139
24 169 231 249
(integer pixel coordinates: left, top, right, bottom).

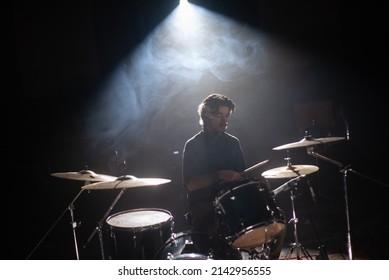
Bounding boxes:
215 170 245 183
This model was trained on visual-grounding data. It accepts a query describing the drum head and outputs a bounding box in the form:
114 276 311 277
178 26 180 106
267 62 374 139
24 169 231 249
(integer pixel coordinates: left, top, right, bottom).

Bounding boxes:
106 208 172 231
232 222 286 249
105 208 174 260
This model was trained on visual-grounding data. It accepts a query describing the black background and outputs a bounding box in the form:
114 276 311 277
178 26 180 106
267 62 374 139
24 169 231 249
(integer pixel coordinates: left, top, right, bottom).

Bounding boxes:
9 0 389 260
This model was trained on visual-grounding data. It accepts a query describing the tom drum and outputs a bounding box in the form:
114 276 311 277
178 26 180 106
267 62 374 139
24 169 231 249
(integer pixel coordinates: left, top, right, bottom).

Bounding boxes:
214 178 285 249
105 208 174 259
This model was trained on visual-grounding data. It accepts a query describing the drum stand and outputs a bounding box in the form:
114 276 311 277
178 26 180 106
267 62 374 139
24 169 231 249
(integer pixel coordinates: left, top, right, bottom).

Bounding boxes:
26 189 84 260
306 147 353 259
84 187 126 259
307 145 389 260
285 187 313 260
244 245 270 260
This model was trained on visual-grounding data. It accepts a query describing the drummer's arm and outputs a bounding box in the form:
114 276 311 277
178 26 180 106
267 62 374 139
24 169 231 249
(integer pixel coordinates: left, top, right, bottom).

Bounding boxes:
185 173 220 192
186 170 244 192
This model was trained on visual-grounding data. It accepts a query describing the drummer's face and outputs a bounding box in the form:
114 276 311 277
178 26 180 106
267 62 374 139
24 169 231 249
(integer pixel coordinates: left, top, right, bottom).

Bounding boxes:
206 106 230 133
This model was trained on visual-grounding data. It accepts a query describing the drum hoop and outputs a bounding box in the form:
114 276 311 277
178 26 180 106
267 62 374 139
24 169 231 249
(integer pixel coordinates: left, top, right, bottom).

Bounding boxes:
173 253 209 260
106 208 173 232
233 219 286 237
161 230 232 249
231 221 286 249
154 230 238 260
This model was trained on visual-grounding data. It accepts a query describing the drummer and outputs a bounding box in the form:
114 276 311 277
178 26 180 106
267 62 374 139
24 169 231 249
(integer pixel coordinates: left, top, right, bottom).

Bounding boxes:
182 93 246 233
182 93 285 259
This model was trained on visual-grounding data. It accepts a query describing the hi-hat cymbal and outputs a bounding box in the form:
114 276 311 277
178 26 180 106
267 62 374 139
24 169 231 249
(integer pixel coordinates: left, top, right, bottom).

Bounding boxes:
262 165 319 179
273 136 345 150
81 175 171 190
51 170 117 182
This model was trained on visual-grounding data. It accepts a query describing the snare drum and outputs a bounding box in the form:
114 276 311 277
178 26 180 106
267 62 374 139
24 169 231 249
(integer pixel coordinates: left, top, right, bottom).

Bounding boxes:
105 208 174 259
154 231 242 260
214 178 285 249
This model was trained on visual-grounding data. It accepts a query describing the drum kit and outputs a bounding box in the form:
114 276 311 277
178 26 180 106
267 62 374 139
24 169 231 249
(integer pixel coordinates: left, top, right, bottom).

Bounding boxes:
28 136 349 260
27 171 172 260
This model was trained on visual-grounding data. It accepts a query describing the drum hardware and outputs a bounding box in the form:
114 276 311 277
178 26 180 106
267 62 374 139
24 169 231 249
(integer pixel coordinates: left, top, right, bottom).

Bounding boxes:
84 187 126 259
272 136 345 150
263 156 318 260
262 164 319 179
26 189 85 260
154 231 242 260
105 208 174 260
305 146 356 260
82 175 172 259
305 146 356 259
269 176 311 260
272 175 305 196
214 178 286 250
239 244 272 260
81 175 171 190
271 134 389 260
270 175 329 260
305 137 389 260
284 186 313 260
298 180 329 260
26 170 117 260
51 169 118 182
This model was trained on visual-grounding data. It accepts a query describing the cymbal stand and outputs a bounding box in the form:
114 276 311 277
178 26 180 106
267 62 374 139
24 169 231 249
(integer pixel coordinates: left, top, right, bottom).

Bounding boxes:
306 146 355 260
26 189 84 260
273 175 304 196
84 187 126 260
285 187 313 260
301 180 329 260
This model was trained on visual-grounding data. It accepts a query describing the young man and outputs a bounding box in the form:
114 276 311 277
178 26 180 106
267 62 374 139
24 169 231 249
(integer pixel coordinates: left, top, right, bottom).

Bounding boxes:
182 93 285 260
183 93 247 233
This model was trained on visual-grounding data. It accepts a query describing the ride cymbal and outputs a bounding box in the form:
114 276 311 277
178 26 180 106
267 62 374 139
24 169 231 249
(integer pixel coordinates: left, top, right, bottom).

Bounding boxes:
51 170 117 182
273 136 345 150
82 175 171 190
262 165 319 179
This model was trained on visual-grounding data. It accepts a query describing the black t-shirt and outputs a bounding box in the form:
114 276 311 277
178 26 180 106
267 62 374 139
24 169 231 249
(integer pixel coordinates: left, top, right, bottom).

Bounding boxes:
182 130 246 223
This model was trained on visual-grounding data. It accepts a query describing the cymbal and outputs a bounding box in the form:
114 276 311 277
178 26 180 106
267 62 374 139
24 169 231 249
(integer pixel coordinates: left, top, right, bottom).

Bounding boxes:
81 175 171 190
51 170 117 182
262 165 319 179
273 136 345 150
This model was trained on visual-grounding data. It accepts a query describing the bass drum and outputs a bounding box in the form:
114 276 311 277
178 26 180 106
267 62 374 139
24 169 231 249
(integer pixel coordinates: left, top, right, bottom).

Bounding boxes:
105 208 173 260
154 231 242 260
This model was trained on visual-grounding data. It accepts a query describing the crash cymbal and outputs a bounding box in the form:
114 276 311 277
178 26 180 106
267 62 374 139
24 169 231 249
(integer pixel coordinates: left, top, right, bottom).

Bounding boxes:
262 165 319 179
273 136 345 150
51 170 117 182
82 175 171 190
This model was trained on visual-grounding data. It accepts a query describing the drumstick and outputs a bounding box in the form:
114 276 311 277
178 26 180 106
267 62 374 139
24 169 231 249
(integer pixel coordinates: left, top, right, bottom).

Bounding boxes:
242 159 269 174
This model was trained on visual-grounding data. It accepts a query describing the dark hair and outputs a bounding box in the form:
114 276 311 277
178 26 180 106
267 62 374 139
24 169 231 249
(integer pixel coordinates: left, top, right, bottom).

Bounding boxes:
198 93 235 126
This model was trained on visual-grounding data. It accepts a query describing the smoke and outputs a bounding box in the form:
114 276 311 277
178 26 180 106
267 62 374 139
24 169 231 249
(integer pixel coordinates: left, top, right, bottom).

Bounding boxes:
84 5 274 160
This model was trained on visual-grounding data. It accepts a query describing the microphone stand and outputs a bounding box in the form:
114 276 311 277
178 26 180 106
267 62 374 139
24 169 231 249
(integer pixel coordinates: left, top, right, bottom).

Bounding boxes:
26 189 84 260
306 146 353 260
